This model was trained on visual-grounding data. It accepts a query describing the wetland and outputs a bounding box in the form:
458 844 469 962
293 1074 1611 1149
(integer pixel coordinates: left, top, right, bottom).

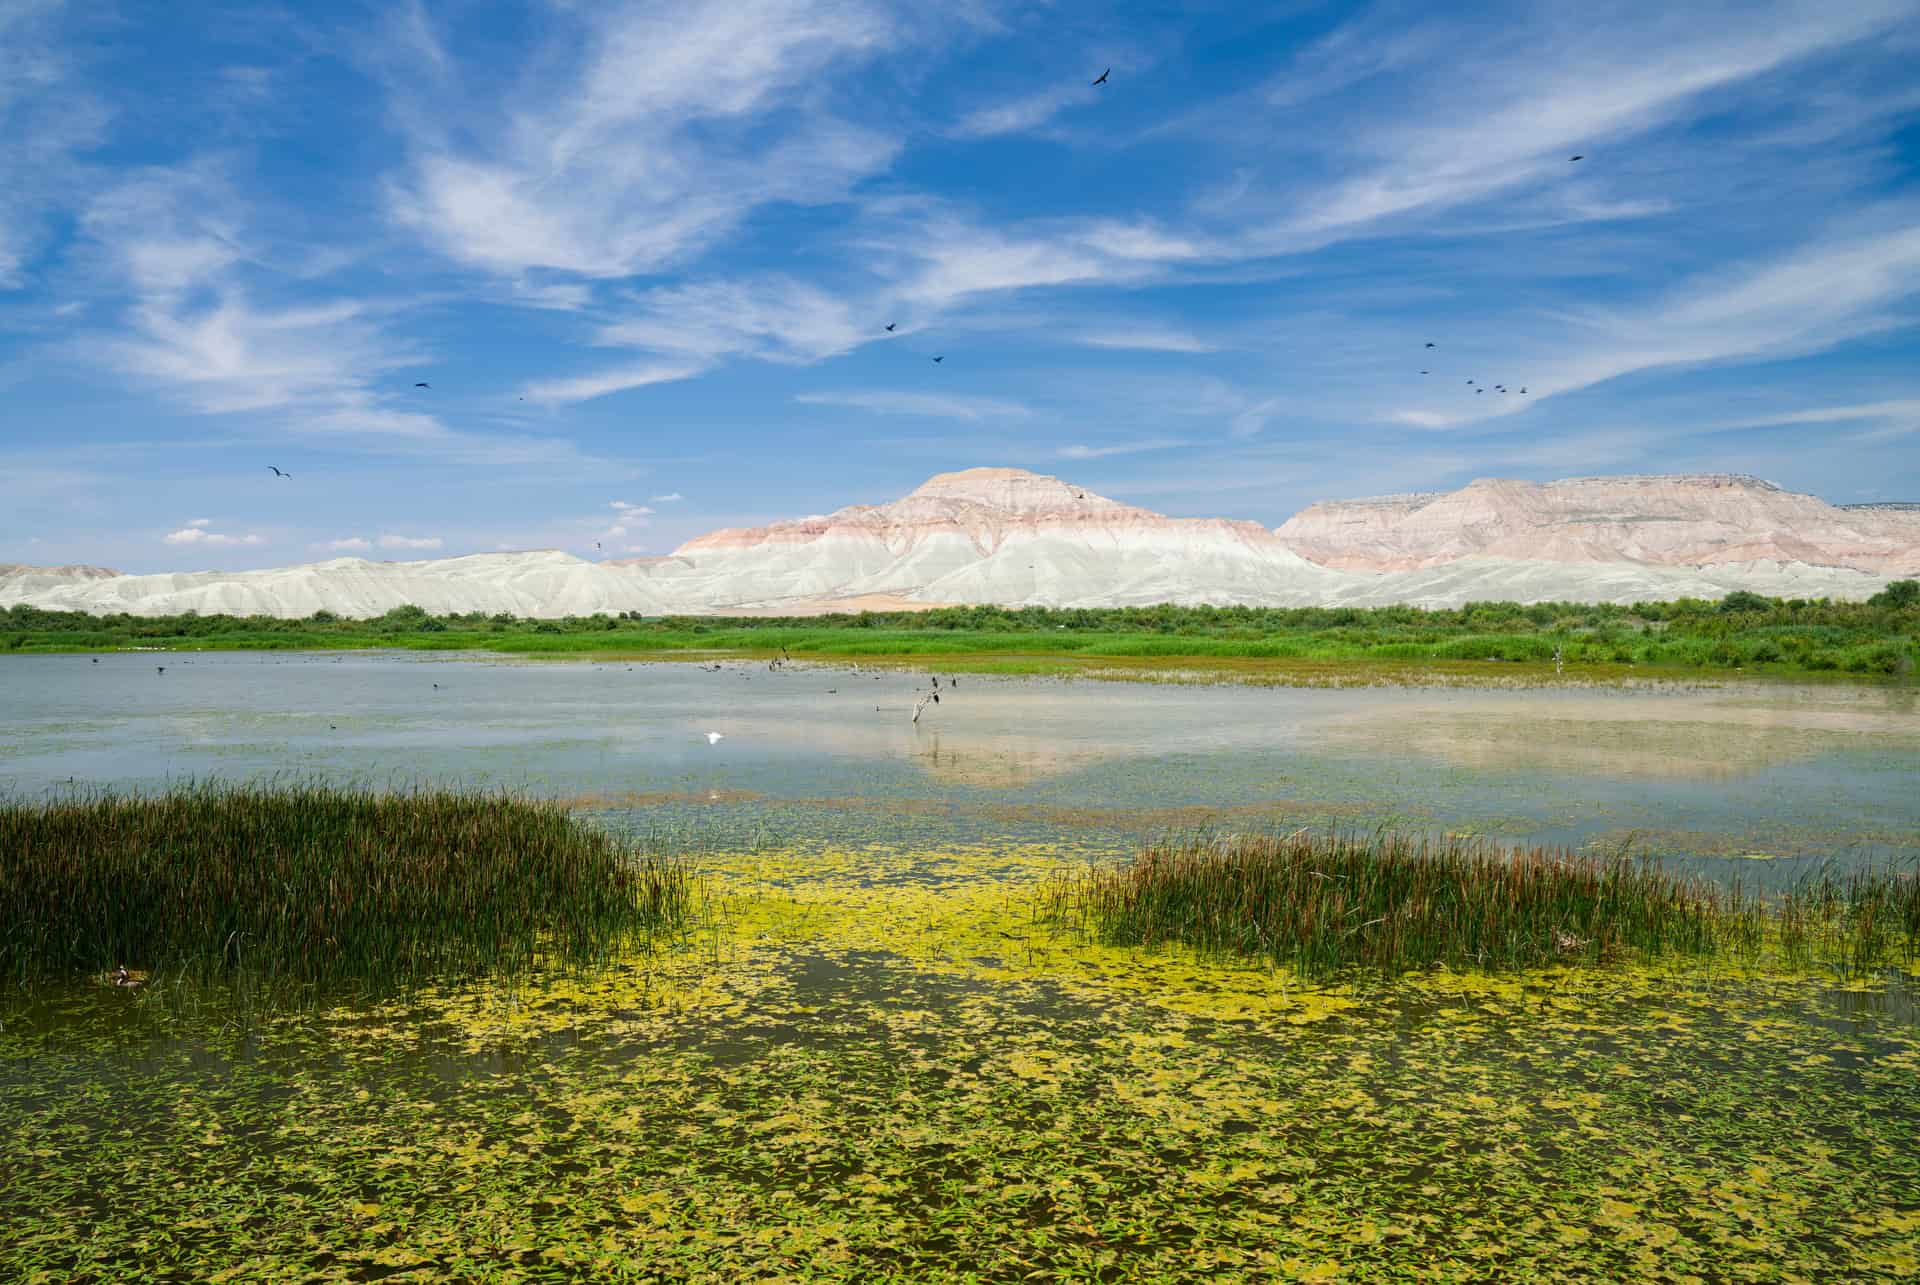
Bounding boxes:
3 651 1918 1281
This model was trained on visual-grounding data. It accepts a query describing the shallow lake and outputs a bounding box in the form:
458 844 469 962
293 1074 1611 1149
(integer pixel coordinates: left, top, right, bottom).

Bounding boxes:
4 651 1920 1280
3 650 1917 881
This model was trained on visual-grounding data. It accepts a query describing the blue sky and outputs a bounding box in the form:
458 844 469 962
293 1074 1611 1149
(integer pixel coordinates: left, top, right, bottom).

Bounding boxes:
3 0 1918 573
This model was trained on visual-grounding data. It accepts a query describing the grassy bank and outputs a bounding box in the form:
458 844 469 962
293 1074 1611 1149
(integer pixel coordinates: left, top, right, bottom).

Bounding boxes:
0 783 691 989
1049 829 1920 977
5 587 1917 678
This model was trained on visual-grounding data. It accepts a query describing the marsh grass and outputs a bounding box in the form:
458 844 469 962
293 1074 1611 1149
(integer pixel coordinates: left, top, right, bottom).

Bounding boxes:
1050 828 1920 977
0 782 692 991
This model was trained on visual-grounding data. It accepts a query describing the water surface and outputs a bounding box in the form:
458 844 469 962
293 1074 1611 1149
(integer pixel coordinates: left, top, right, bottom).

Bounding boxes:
4 650 1916 877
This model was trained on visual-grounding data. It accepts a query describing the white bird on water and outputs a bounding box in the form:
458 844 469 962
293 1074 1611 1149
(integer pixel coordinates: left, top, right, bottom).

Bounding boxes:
705 732 724 745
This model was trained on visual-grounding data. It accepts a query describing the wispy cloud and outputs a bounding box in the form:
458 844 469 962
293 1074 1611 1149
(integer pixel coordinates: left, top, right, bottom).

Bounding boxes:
650 492 684 502
1057 438 1185 460
597 276 870 365
164 524 261 547
795 390 1034 421
522 362 703 406
78 164 434 427
949 85 1093 139
0 0 112 288
316 536 372 552
1230 397 1286 439
378 533 442 550
385 0 900 278
1074 325 1216 353
1385 217 1920 426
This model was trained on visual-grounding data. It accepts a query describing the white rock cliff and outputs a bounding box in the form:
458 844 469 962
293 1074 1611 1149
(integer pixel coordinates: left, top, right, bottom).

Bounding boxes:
4 468 1914 618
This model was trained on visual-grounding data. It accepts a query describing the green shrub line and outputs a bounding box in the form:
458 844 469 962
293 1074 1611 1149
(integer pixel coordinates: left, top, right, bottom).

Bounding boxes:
1047 828 1920 978
4 584 1916 677
0 782 693 990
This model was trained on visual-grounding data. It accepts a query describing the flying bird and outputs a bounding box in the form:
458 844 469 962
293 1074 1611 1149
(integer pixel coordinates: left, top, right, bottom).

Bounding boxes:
1569 155 1583 162
1425 342 1436 348
268 466 290 478
1520 387 1528 394
1092 68 1110 86
1421 370 1429 375
414 382 430 388
884 323 897 332
932 355 944 363
705 731 724 745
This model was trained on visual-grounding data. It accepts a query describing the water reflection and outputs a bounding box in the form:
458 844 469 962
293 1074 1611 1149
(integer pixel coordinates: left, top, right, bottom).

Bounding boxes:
2 651 1916 869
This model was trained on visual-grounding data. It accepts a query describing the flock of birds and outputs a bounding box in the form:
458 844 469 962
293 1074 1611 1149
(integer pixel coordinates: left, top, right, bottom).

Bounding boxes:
699 648 958 743
1421 339 1531 396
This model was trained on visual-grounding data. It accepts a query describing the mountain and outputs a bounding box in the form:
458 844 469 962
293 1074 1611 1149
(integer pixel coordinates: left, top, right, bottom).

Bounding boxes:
3 469 1914 618
1275 474 1920 575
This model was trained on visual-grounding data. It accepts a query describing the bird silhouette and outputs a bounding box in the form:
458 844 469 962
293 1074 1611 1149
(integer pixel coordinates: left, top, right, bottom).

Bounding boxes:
884 323 897 332
414 382 430 388
156 666 165 674
1092 68 1110 86
1520 387 1528 394
1421 370 1429 375
932 355 944 363
705 732 724 745
268 466 290 478
1466 380 1474 385
1569 155 1584 162
1425 342 1436 348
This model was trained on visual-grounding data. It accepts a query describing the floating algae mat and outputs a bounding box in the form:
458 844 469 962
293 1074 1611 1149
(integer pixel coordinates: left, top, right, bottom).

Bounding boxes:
4 842 1920 1282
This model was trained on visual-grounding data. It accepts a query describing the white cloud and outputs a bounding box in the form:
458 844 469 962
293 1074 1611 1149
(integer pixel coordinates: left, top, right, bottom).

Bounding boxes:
598 277 869 364
949 85 1093 139
1075 326 1217 353
164 525 262 547
1244 1 1916 251
650 492 684 502
1229 397 1285 439
378 533 442 550
893 218 1203 307
1057 438 1186 460
794 390 1034 422
187 517 211 527
1712 399 1920 429
79 167 442 441
1383 219 1920 427
316 536 372 552
0 1 112 288
386 0 900 278
521 362 703 406
610 500 654 514
1389 410 1459 430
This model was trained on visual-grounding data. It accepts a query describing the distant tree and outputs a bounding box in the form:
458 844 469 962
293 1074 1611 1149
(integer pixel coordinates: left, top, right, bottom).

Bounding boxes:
1718 590 1772 614
1868 579 1919 609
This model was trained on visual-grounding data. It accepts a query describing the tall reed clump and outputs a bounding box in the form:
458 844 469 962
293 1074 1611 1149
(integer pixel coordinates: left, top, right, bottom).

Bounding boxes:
1048 829 1919 978
0 782 692 990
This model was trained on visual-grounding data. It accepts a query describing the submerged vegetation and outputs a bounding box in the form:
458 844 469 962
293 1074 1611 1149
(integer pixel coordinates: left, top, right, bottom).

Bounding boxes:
1052 829 1920 977
0 783 691 990
5 836 1920 1282
4 584 1919 678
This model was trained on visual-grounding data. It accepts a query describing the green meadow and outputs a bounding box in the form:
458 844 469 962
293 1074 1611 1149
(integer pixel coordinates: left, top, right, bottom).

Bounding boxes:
5 583 1919 681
